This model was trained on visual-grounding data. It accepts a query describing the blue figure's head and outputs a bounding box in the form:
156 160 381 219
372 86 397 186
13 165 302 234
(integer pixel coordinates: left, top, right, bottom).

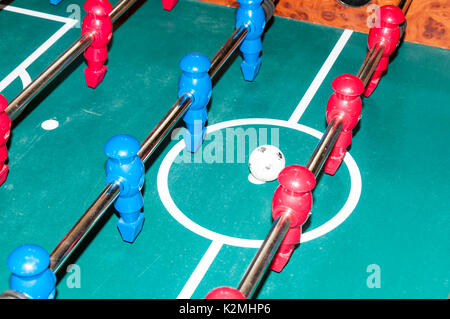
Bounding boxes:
236 0 265 37
179 53 211 75
7 244 56 299
104 134 141 164
178 53 212 110
105 134 144 196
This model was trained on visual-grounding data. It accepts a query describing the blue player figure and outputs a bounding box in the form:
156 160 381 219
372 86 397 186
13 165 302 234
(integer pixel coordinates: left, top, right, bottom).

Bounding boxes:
236 0 266 81
178 53 212 153
7 244 56 299
105 134 145 243
50 0 64 5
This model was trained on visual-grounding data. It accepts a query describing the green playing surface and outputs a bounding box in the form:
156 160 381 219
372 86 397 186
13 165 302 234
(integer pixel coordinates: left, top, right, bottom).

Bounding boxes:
0 0 448 299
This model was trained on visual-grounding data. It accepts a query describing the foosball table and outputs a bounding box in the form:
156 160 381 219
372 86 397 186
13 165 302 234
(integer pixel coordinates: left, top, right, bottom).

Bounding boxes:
0 0 448 299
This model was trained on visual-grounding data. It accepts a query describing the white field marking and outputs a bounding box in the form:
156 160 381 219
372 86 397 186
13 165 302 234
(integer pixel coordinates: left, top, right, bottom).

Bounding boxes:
0 5 77 24
41 119 59 130
288 29 353 123
0 7 78 91
177 240 223 299
158 118 362 248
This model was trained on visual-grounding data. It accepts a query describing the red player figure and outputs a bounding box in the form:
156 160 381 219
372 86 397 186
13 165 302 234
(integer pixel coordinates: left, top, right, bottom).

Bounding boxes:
162 0 178 11
81 0 113 88
364 5 405 97
205 287 246 299
324 74 365 176
270 165 316 272
0 94 11 186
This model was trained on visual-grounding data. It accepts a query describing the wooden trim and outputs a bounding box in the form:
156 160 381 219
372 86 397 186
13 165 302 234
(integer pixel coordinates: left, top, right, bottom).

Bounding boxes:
198 0 450 50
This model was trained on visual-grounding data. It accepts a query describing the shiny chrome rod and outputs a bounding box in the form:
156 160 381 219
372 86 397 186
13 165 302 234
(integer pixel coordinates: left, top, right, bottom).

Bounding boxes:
356 44 384 88
5 0 139 122
5 34 93 121
50 183 121 272
306 118 344 178
49 95 192 273
237 215 291 298
110 0 138 22
138 96 192 163
208 26 248 78
398 0 413 14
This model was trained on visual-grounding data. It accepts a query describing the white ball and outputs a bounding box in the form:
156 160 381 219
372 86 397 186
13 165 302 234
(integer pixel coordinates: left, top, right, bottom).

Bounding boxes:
249 145 286 182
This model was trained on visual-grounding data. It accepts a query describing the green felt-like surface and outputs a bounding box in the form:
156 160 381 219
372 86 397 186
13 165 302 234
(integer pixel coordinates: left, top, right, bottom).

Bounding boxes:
0 0 448 299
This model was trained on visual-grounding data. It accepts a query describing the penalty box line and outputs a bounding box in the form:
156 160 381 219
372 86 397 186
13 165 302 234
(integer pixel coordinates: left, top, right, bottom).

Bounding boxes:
0 5 79 92
176 29 353 299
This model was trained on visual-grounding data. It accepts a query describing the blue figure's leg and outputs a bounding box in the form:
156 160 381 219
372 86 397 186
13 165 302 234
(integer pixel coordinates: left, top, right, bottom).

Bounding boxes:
115 194 145 243
118 202 141 224
50 0 64 5
240 38 263 81
183 110 207 153
236 0 266 82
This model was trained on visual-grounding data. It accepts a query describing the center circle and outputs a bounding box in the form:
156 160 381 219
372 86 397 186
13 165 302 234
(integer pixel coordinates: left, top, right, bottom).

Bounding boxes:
157 118 362 248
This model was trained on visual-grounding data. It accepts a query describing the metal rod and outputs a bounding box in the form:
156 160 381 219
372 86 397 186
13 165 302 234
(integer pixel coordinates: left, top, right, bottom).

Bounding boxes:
356 44 385 88
5 0 138 122
237 215 291 298
306 118 344 178
110 0 138 23
356 42 377 78
208 26 248 78
5 34 93 121
398 0 413 14
138 96 192 163
50 183 121 272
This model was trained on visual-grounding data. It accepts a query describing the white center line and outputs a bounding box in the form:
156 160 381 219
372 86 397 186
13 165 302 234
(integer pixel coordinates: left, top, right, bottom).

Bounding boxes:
177 240 223 299
288 29 353 123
